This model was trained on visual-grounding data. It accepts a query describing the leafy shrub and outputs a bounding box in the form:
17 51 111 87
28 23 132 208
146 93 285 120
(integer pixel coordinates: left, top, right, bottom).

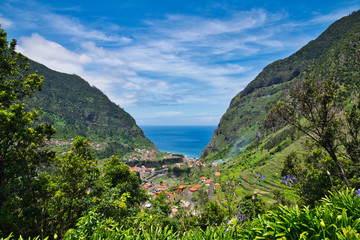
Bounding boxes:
243 189 360 239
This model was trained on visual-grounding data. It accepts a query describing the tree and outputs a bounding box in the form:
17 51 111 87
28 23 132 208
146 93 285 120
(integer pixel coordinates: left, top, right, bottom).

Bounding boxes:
0 26 55 237
273 76 360 195
45 137 100 237
219 177 237 217
103 155 147 206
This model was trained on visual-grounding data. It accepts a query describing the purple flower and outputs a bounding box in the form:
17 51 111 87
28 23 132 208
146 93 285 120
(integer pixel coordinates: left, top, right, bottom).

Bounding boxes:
237 214 247 225
255 173 266 182
282 175 295 187
225 227 229 233
356 189 360 198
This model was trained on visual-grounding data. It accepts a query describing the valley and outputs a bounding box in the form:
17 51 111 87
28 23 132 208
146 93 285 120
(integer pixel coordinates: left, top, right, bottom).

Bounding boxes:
1 6 360 240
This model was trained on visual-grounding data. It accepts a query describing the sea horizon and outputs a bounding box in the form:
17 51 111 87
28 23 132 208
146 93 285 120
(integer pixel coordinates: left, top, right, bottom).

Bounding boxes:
140 125 217 158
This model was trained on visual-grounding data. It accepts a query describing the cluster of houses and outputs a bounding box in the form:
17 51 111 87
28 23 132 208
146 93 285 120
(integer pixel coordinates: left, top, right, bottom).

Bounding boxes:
139 164 223 215
44 139 73 147
134 148 157 160
126 148 158 161
174 159 211 168
130 166 155 175
143 174 221 199
44 139 108 153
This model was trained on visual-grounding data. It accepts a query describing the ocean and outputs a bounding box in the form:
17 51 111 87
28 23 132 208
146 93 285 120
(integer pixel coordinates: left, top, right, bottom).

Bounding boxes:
140 126 217 158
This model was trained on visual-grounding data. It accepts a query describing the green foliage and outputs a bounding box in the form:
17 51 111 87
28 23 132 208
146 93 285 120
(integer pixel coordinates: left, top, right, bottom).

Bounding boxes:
237 194 266 221
275 77 360 205
64 209 123 240
6 190 360 239
0 26 55 238
243 189 360 239
195 201 227 230
95 141 132 159
151 192 171 216
167 165 191 177
44 142 148 237
45 137 100 236
103 155 147 205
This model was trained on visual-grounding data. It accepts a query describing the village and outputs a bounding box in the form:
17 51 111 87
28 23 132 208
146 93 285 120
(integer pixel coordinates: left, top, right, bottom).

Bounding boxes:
129 154 222 215
45 139 223 214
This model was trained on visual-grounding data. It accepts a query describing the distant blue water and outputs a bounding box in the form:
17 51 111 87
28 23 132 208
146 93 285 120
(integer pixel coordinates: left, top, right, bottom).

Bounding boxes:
141 126 217 158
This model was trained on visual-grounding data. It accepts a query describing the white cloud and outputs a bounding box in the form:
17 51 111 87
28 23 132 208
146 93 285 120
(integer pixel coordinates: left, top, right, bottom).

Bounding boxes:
42 13 132 43
0 14 13 28
18 33 91 75
148 9 269 42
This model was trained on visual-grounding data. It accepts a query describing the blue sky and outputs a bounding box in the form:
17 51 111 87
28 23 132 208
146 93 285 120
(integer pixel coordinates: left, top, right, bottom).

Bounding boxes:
1 0 359 126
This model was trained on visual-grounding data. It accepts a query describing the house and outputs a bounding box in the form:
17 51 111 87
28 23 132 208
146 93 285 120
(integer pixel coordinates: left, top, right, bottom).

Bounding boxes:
142 182 152 189
177 185 187 192
189 184 202 192
171 206 179 215
155 186 167 192
205 179 213 186
143 167 155 174
130 166 141 172
144 202 152 208
180 200 191 208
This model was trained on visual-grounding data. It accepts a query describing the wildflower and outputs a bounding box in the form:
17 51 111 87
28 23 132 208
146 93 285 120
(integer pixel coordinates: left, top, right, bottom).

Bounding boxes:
254 173 266 182
252 195 256 200
237 213 247 226
225 227 229 233
282 175 295 187
356 189 360 198
87 188 92 195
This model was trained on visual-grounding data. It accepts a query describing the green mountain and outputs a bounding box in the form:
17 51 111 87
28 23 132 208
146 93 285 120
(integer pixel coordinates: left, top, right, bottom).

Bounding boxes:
26 60 156 157
201 10 360 160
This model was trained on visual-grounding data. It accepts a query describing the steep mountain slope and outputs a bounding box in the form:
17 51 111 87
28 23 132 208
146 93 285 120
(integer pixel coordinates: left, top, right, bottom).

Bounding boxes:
201 10 360 159
26 60 156 156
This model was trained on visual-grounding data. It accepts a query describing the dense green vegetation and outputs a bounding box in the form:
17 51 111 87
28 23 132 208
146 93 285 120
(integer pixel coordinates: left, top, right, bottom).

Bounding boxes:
26 59 156 157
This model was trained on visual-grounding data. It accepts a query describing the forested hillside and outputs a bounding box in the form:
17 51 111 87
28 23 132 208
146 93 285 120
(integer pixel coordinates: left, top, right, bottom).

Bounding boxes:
26 60 156 156
201 10 360 159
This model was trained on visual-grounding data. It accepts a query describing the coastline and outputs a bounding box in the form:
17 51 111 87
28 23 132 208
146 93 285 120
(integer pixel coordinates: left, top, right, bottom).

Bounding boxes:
140 125 216 158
